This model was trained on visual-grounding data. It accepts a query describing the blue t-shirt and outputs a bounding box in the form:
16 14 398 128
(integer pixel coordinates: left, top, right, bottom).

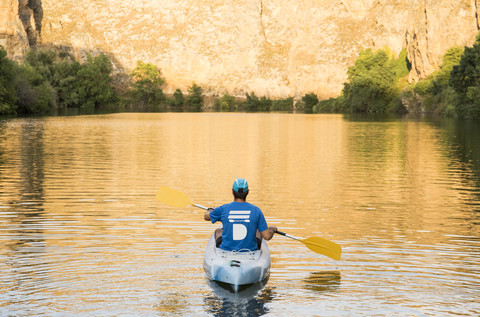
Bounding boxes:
210 201 268 251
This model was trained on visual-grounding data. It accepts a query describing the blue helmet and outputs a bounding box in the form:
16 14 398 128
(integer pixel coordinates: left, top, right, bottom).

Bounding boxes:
232 178 249 193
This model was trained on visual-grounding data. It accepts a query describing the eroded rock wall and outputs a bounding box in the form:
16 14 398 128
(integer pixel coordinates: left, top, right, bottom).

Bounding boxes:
3 0 480 98
0 0 27 60
0 0 42 60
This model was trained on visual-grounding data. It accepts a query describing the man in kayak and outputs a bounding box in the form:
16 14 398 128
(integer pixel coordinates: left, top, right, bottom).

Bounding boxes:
204 178 277 251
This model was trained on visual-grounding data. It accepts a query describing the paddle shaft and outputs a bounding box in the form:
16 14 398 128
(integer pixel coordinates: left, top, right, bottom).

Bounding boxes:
275 230 301 240
194 204 209 210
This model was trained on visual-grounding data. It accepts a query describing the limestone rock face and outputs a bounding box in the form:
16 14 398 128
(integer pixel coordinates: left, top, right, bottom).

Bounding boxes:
5 0 480 98
0 0 27 60
0 0 42 60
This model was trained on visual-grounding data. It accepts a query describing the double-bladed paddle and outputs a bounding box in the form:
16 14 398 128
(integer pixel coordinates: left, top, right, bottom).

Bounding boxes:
156 186 342 260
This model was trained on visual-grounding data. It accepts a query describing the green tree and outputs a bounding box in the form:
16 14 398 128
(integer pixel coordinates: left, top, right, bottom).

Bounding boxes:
315 97 344 113
23 48 82 109
258 96 272 112
170 89 185 112
0 46 17 115
25 48 57 82
186 83 204 112
301 93 319 113
128 60 166 111
271 97 293 111
244 92 260 112
215 94 237 112
342 48 409 113
76 53 117 110
414 46 463 114
244 92 273 112
450 34 480 118
13 62 56 115
51 57 82 108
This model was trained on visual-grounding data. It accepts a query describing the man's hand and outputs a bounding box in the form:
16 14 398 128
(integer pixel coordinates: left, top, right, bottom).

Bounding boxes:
261 226 277 240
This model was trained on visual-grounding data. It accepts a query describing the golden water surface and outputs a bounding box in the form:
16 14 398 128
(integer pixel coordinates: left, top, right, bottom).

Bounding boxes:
0 113 479 316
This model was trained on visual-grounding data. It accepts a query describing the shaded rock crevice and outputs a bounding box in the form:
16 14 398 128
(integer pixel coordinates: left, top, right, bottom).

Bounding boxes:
259 0 272 47
18 0 43 47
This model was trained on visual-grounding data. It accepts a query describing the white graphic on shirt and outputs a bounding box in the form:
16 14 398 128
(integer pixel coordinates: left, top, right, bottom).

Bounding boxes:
233 223 247 240
228 210 250 240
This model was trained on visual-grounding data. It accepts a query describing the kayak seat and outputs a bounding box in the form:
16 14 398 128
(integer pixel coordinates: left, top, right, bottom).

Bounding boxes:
215 236 263 250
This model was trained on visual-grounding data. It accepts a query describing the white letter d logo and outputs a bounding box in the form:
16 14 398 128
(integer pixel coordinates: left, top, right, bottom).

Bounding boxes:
233 223 247 240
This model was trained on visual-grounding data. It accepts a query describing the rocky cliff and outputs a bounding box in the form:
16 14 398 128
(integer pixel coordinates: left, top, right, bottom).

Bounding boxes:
2 0 479 98
0 0 42 59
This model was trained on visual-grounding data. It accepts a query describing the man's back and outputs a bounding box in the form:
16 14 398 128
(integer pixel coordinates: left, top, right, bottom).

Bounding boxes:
210 201 268 251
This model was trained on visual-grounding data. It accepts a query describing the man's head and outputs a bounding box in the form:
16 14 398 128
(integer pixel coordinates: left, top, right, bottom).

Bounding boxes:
232 178 249 200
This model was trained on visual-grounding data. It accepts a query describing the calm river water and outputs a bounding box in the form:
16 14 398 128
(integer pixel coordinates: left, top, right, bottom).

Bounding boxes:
0 113 479 316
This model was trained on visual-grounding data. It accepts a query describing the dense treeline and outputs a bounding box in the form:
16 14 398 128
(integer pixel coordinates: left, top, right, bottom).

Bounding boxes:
0 46 118 115
3 33 480 118
309 33 480 119
214 93 293 112
0 45 294 116
310 48 410 114
0 46 207 115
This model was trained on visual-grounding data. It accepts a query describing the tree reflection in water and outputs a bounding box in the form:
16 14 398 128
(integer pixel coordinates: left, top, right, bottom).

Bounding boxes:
204 279 274 317
301 271 341 293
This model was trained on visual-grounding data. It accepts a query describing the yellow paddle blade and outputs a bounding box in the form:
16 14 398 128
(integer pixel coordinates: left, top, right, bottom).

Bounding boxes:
300 237 342 260
156 186 193 208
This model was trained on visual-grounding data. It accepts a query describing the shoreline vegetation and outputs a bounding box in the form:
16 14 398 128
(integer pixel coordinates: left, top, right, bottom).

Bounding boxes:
1 33 480 119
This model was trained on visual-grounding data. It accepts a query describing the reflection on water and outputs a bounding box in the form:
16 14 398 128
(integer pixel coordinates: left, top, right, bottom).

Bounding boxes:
434 118 480 216
1 119 49 313
0 113 479 316
205 280 273 317
301 271 341 293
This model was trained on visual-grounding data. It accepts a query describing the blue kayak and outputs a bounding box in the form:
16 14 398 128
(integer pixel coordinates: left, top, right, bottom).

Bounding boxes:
203 232 271 287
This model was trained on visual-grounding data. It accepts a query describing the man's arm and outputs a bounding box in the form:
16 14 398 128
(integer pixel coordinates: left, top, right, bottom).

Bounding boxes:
261 226 277 240
204 208 214 221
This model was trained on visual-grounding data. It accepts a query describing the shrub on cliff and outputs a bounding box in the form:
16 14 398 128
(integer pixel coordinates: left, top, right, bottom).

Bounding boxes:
127 61 166 111
0 46 18 115
413 46 463 115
